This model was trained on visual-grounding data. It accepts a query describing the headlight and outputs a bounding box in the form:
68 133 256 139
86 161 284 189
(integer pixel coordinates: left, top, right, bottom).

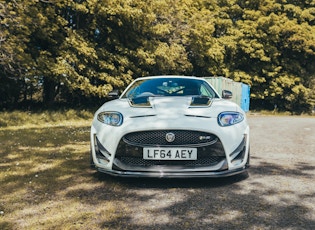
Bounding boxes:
218 112 244 127
97 112 123 126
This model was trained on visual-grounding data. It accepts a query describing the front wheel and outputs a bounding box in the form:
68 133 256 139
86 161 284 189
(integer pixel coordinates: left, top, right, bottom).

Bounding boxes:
90 148 96 169
245 147 250 168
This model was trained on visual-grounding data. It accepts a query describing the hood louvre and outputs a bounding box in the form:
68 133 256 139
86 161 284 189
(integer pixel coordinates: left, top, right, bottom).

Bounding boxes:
128 96 152 107
185 114 212 118
130 115 156 118
189 96 212 107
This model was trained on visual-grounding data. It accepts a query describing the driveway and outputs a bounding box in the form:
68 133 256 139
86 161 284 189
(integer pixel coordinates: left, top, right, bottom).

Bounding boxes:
1 115 314 229
98 115 315 229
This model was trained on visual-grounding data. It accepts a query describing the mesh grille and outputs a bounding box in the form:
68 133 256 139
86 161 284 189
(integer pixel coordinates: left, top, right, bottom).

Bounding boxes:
123 130 216 146
114 131 226 169
116 156 225 167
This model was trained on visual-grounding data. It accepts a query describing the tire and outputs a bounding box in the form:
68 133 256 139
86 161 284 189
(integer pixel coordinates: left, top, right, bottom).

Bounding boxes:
245 146 250 168
90 148 96 169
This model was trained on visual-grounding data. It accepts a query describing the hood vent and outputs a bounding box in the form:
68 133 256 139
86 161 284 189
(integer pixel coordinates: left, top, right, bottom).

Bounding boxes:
185 114 212 118
190 96 212 107
129 96 152 107
130 114 156 118
128 95 212 108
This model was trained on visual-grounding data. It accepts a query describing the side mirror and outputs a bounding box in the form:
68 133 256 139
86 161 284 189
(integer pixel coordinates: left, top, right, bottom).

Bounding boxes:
222 90 232 99
108 89 120 99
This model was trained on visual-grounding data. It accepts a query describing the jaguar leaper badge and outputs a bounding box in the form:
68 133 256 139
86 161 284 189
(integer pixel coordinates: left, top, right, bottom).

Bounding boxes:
165 132 175 142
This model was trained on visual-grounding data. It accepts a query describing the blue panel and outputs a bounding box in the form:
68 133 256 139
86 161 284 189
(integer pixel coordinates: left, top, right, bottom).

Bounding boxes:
241 84 250 112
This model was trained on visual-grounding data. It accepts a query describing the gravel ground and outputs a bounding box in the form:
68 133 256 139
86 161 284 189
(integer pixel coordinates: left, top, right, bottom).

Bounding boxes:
97 115 315 230
1 115 314 229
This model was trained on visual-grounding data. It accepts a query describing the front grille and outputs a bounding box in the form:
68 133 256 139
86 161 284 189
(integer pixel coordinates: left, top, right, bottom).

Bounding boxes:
114 130 226 170
123 130 217 146
115 156 225 167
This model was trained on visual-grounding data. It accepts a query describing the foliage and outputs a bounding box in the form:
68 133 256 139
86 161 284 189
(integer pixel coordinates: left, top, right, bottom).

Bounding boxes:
0 0 314 112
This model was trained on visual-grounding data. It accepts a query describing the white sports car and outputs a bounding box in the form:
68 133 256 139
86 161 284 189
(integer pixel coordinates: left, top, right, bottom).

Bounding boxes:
90 76 250 178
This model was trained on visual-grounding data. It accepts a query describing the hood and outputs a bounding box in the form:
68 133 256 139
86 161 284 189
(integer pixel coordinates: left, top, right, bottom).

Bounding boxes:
99 96 240 119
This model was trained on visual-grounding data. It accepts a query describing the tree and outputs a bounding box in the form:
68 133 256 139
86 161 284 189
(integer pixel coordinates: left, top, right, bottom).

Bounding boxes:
209 0 315 112
0 0 35 106
0 0 314 112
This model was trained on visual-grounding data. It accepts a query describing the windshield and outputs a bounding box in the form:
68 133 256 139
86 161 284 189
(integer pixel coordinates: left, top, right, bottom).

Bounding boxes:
121 78 219 99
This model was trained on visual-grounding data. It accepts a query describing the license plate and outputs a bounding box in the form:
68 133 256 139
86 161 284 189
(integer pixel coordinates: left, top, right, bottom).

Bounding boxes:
143 147 197 160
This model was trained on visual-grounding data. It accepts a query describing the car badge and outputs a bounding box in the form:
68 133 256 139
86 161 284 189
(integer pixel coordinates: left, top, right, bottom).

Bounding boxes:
166 132 175 142
199 136 212 140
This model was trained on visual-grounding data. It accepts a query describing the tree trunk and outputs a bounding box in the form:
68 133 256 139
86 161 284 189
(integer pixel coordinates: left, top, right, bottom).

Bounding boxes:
43 77 56 105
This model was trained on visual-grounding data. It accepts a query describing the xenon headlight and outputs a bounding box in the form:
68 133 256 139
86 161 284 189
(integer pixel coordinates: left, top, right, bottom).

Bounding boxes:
218 112 244 127
97 112 123 126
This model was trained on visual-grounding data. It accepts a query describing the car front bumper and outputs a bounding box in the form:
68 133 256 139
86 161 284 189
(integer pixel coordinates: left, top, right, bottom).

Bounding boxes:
95 164 248 178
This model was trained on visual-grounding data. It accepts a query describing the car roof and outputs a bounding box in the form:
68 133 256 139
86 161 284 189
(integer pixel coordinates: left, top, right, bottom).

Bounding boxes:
133 75 200 81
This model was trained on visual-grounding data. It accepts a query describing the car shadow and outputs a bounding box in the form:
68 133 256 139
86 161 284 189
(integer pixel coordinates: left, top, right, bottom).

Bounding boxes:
92 170 249 189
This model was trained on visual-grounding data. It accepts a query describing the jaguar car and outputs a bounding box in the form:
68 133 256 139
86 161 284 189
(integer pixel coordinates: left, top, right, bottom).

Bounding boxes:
90 76 250 178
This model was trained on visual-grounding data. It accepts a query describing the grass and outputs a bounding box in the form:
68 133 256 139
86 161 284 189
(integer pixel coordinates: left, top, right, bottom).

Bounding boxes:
0 109 129 230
